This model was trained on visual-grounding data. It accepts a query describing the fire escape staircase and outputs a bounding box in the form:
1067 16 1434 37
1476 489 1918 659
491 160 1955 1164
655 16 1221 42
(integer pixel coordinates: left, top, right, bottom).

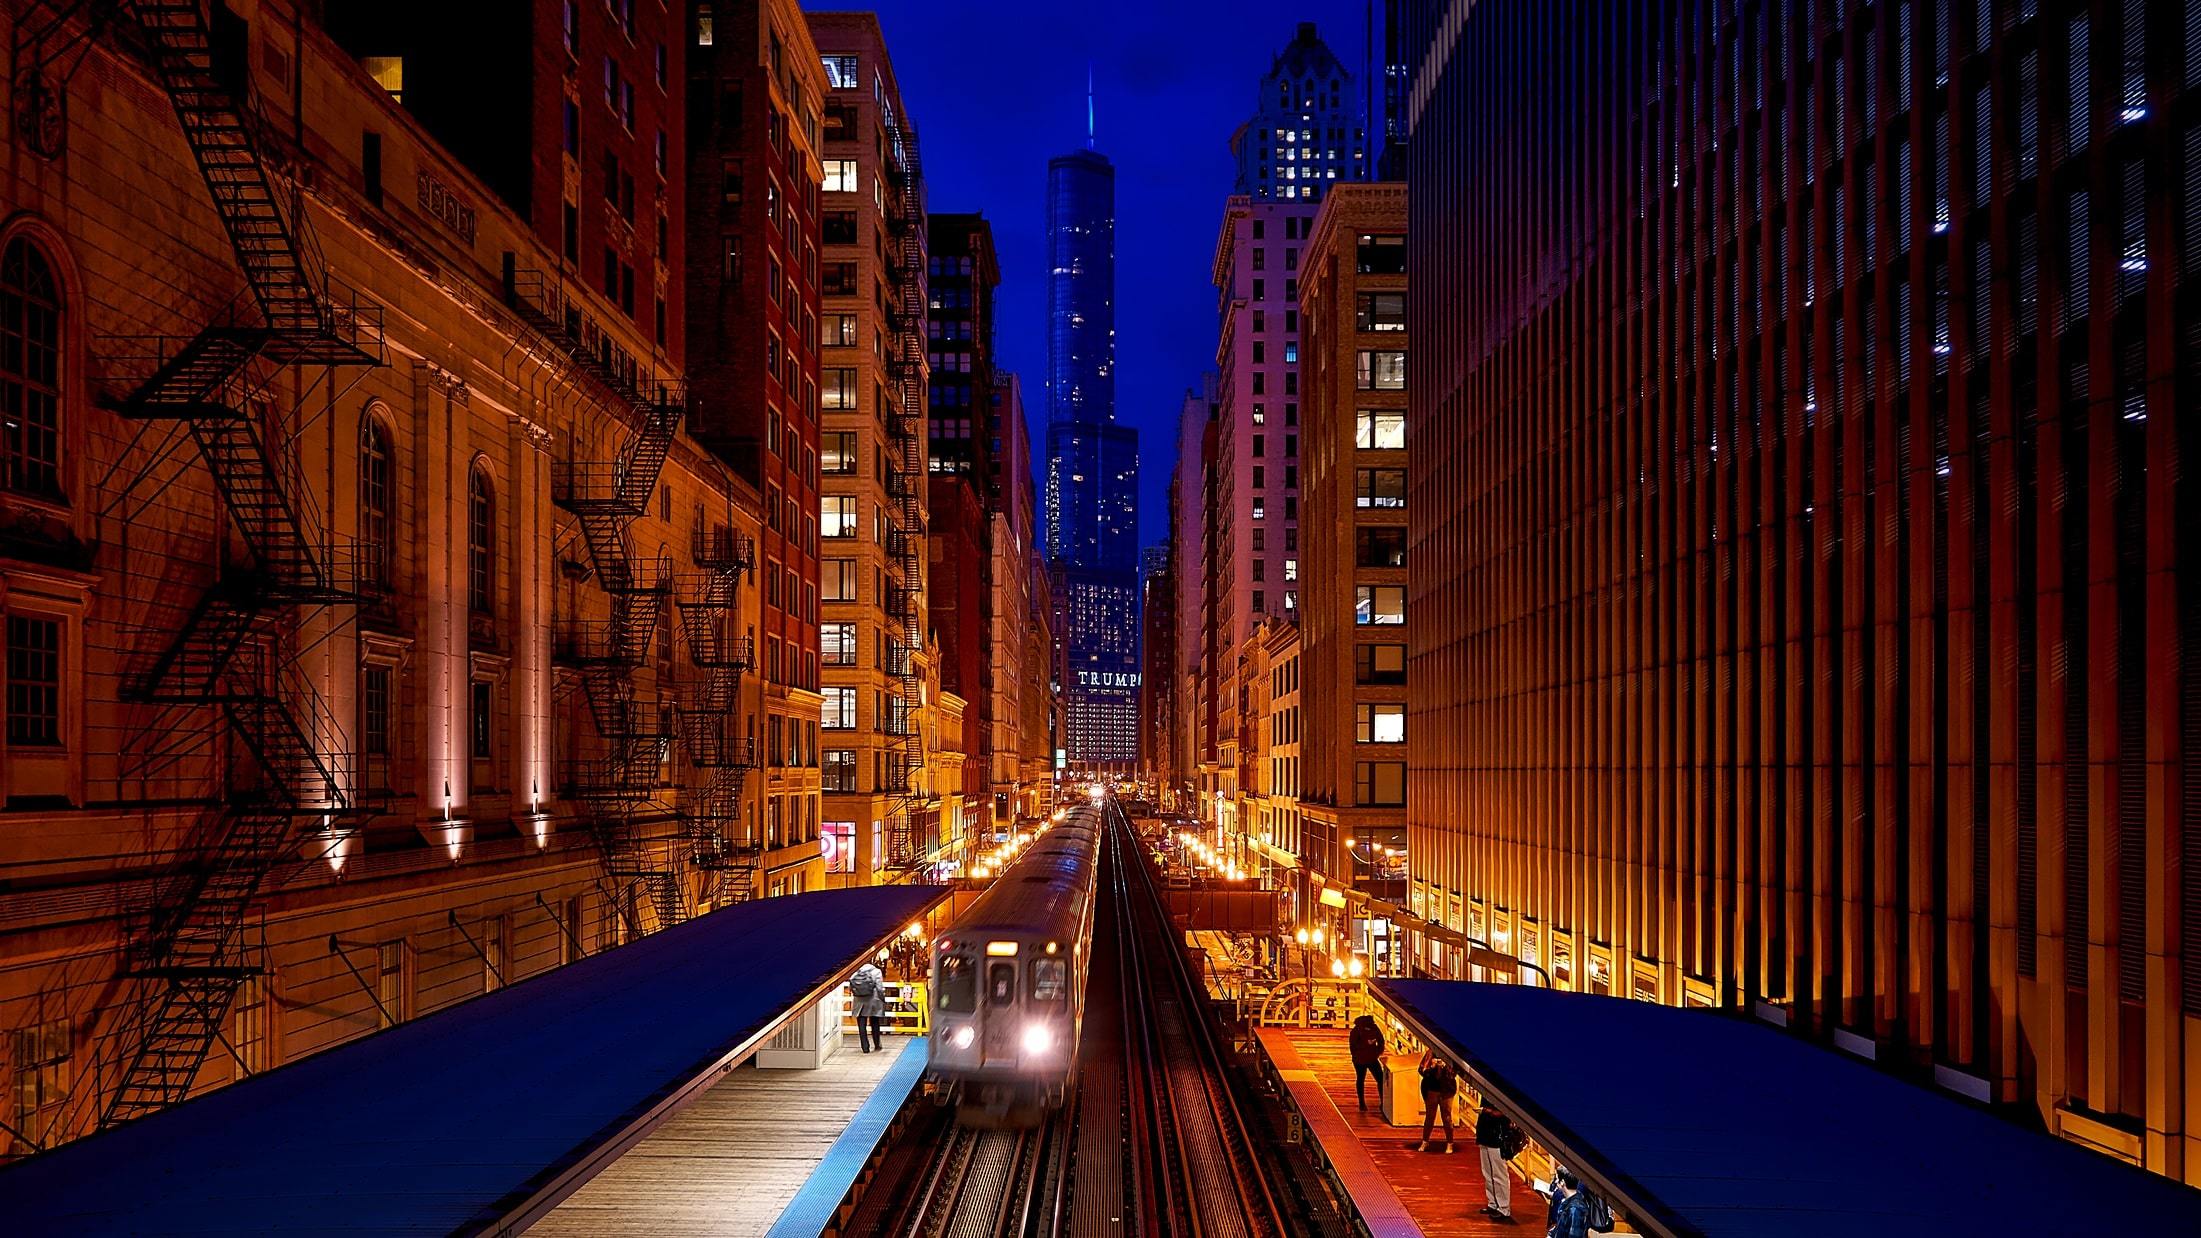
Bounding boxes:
880 121 932 870
96 0 381 1129
674 529 758 903
510 260 689 933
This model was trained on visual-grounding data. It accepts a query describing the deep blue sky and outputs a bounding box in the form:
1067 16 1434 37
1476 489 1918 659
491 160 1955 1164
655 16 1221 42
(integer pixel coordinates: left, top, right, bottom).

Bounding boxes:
808 2 1369 550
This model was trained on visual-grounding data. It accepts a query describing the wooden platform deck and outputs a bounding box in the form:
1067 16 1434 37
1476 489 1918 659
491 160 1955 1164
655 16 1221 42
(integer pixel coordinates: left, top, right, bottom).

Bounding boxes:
1262 1027 1543 1237
530 1035 916 1237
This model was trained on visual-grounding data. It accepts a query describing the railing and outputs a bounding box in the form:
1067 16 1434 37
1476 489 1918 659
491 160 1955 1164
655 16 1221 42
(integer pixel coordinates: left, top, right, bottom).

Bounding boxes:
839 979 930 1038
1255 977 1371 1030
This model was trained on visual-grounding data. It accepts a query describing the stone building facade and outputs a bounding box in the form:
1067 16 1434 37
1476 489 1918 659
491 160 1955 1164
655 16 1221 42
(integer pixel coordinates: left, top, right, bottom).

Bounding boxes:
0 0 786 1156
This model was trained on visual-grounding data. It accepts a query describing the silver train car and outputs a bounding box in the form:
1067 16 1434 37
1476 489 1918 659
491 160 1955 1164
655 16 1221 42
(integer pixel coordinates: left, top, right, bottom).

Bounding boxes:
925 802 1106 1125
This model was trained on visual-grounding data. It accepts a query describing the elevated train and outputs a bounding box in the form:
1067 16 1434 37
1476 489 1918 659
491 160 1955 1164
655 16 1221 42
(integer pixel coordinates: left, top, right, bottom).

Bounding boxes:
925 799 1107 1125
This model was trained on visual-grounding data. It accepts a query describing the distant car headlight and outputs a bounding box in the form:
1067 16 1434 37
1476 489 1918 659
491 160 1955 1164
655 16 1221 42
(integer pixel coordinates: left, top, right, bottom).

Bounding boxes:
1021 1023 1054 1054
950 1025 976 1050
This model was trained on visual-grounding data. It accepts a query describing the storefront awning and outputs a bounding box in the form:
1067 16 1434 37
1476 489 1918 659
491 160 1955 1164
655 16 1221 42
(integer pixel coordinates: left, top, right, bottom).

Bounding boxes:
1376 979 2201 1237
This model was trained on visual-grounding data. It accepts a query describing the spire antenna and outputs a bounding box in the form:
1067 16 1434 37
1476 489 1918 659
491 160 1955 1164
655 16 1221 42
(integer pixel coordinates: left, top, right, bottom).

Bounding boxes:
1086 63 1096 150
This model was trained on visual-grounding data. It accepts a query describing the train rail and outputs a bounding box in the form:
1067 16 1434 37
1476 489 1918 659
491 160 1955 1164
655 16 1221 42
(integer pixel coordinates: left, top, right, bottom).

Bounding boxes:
847 800 1301 1237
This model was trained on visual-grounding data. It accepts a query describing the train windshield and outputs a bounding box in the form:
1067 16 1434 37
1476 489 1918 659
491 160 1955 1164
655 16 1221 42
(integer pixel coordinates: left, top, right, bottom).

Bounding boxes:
987 961 1017 1007
937 955 977 1012
1031 958 1067 1002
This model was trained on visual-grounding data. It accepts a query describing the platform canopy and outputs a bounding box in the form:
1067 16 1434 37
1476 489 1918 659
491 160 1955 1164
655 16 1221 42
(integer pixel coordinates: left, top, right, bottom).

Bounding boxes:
1377 979 2201 1238
0 885 946 1237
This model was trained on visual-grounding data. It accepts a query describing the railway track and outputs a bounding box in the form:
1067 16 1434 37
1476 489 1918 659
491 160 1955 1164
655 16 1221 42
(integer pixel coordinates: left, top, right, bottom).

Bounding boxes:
1102 811 1288 1238
847 802 1298 1237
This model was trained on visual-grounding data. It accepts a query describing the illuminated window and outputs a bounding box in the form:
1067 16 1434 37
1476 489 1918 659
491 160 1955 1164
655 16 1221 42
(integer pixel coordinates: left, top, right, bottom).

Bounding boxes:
822 622 857 665
1356 411 1406 450
822 687 857 728
822 54 861 89
1355 586 1405 625
1355 349 1407 390
1355 703 1405 744
822 158 859 193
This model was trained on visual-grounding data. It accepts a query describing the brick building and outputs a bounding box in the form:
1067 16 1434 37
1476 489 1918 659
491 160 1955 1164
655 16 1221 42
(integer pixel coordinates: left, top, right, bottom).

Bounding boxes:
0 0 786 1156
1404 0 2201 1178
805 12 933 883
987 374 1048 825
927 212 997 849
1297 183 1408 890
684 0 828 889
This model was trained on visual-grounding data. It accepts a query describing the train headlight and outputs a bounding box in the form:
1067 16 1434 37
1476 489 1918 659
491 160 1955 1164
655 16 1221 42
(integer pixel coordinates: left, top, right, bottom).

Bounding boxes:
1021 1023 1054 1054
949 1025 976 1050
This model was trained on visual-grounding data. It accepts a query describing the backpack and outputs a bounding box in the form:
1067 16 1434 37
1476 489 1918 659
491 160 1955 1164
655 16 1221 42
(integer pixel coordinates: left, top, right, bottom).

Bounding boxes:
1583 1193 1615 1233
1498 1119 1527 1161
850 971 879 1000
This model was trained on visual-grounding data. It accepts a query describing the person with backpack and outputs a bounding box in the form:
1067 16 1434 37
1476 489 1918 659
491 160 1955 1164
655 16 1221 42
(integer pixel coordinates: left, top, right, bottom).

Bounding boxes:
1347 1015 1387 1114
1475 1099 1521 1221
1414 1049 1458 1152
850 961 887 1053
1541 1170 1613 1238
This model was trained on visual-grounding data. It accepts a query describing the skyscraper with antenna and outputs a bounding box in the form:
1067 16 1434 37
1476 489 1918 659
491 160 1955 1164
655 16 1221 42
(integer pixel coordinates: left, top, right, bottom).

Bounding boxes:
1044 79 1140 768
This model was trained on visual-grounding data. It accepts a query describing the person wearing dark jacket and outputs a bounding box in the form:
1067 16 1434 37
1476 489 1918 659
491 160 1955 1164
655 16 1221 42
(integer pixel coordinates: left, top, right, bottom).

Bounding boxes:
1542 1171 1604 1238
1347 1015 1387 1113
1475 1101 1516 1221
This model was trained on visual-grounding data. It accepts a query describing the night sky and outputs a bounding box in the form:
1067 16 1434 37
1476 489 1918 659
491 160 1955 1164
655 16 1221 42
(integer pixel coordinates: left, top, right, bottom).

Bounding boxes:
806 2 1370 551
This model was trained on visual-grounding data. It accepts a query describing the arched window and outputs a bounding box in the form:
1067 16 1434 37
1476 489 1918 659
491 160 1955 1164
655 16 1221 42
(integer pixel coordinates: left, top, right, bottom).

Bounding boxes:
1 237 62 500
467 465 494 615
359 417 392 590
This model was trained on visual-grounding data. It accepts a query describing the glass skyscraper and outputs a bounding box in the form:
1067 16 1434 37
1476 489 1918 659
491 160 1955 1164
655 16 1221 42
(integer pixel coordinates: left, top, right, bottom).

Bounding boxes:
1043 144 1139 765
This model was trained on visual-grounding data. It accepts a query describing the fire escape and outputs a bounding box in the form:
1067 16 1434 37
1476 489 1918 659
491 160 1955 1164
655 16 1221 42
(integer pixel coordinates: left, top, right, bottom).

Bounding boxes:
504 261 686 934
880 113 931 870
97 0 382 1126
674 526 758 903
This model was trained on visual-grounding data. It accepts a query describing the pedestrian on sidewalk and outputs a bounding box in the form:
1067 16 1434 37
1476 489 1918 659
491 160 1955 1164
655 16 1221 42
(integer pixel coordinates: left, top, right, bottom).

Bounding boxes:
1348 1015 1387 1114
850 961 887 1053
1414 1049 1457 1152
1475 1099 1520 1222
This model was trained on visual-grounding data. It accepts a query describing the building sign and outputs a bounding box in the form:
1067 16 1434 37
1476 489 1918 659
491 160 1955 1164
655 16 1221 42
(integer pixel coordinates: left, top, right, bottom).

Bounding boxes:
1075 670 1141 689
416 169 478 245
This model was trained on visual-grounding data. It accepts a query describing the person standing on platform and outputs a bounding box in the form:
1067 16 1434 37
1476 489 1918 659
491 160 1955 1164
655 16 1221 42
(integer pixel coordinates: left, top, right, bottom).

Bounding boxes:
850 961 888 1053
1476 1099 1520 1222
1348 1015 1387 1113
1414 1049 1458 1152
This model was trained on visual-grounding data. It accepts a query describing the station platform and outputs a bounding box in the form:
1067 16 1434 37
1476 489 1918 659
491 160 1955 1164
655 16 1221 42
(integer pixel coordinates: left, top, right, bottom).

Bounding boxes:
1256 1027 1542 1238
0 886 947 1236
534 1035 926 1236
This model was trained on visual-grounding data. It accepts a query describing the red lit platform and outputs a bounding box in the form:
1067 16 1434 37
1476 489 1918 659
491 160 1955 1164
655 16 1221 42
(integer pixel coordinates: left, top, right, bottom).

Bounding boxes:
1257 1027 1540 1237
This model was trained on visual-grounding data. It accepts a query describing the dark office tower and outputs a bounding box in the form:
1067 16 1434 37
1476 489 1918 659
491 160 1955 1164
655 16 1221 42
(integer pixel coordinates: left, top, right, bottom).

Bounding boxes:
1403 0 2201 1181
1044 420 1140 571
1045 149 1116 435
324 0 684 359
1366 1 1408 180
1230 21 1364 204
1044 133 1139 769
927 213 1000 822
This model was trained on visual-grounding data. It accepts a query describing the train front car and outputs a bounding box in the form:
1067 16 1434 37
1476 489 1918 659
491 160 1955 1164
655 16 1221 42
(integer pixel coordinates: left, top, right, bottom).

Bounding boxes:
926 805 1105 1126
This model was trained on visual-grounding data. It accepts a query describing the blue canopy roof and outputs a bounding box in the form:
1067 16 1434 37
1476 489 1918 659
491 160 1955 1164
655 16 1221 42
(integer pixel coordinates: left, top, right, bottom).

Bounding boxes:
1377 979 2201 1238
0 885 945 1236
